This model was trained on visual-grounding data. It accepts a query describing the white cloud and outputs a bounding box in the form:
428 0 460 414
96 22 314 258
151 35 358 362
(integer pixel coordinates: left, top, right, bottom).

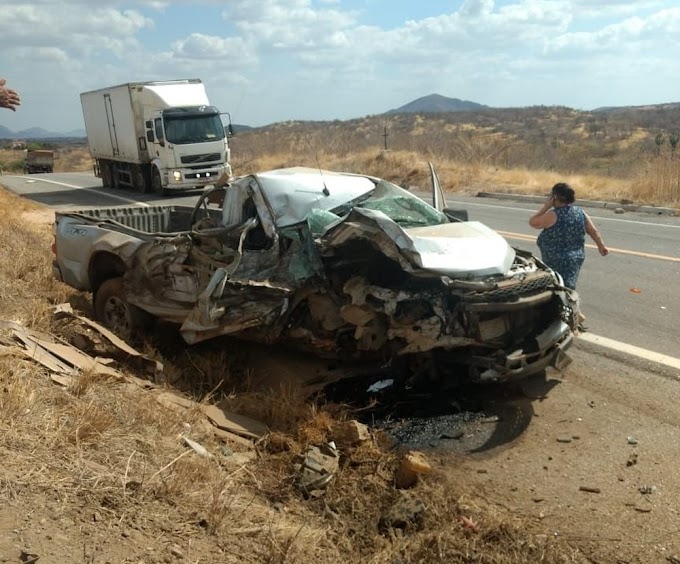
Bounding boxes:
2 0 680 131
170 34 258 64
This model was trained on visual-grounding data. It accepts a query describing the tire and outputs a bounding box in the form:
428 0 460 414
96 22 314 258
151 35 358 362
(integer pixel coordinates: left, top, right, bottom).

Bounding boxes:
111 163 120 189
151 168 166 196
135 165 151 193
101 161 112 188
94 277 152 342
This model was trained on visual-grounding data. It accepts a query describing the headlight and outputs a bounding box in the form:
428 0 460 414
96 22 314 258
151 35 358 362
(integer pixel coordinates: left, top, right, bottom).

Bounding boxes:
173 171 182 181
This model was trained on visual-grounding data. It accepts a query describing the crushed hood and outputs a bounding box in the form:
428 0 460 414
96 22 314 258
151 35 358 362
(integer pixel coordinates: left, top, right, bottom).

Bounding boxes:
403 221 515 277
322 208 515 278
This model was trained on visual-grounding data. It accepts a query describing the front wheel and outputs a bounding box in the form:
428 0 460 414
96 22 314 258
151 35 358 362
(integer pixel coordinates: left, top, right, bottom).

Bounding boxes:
151 168 167 196
94 277 152 342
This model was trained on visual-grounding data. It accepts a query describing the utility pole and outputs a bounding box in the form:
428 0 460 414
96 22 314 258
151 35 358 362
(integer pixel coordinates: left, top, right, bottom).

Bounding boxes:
382 126 389 150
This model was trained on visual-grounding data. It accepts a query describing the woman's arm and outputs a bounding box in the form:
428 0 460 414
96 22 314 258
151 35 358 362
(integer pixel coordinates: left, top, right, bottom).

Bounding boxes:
584 212 609 256
529 196 558 229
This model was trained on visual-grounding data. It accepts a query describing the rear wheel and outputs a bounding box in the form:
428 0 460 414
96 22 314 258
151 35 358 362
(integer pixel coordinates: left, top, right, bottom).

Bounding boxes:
100 161 112 188
94 277 152 342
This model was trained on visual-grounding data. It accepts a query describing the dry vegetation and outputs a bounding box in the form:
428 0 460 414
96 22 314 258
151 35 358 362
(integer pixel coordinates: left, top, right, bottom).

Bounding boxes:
0 182 590 561
1 105 678 560
3 105 680 207
227 106 680 207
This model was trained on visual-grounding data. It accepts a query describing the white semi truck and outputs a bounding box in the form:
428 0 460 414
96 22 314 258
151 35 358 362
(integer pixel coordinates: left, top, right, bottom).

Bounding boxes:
80 79 232 194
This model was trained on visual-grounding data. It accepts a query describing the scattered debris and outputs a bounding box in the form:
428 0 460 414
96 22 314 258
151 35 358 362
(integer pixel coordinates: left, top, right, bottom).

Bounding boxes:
614 207 625 214
294 443 339 496
0 319 139 385
156 392 267 442
183 436 212 458
638 485 656 495
626 453 639 467
378 491 426 534
54 303 163 378
19 550 40 564
457 515 480 533
332 419 371 447
634 506 652 513
367 379 394 393
627 436 638 445
395 450 433 489
557 437 573 443
440 430 465 440
481 415 501 424
579 486 601 494
630 288 642 294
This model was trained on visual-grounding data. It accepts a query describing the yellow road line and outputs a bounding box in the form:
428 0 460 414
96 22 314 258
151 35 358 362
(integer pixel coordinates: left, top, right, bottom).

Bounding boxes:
497 230 680 263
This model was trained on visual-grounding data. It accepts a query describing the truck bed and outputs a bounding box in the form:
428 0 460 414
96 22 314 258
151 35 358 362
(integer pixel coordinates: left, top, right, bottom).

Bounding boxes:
58 205 200 234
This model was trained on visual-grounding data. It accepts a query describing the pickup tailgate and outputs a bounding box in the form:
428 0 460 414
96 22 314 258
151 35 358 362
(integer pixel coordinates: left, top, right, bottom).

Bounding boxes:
52 205 193 291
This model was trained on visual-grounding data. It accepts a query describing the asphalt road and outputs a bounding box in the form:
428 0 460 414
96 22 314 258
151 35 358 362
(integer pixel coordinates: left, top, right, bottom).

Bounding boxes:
2 171 678 359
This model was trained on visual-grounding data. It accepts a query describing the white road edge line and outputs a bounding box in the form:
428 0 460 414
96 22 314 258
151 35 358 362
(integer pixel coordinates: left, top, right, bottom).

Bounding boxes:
15 175 150 208
579 333 680 371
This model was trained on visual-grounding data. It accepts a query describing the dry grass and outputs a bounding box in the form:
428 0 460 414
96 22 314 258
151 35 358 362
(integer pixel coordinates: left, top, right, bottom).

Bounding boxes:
229 109 680 207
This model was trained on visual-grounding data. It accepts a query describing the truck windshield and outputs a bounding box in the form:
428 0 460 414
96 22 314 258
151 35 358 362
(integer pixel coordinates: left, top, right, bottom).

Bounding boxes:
163 114 225 145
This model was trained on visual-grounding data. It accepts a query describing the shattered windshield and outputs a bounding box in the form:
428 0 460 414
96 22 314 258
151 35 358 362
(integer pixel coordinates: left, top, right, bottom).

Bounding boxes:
307 179 448 234
353 180 448 228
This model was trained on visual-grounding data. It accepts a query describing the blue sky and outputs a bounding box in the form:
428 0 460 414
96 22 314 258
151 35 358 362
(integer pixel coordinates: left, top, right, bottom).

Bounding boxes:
2 0 680 132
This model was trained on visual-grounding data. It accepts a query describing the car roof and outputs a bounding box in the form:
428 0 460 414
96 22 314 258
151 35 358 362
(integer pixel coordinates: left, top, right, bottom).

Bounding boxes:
248 167 377 228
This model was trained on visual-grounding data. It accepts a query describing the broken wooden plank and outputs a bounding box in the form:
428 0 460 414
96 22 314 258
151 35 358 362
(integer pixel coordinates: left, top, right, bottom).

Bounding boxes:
202 404 268 440
24 336 123 378
53 303 163 377
156 392 262 446
10 330 76 374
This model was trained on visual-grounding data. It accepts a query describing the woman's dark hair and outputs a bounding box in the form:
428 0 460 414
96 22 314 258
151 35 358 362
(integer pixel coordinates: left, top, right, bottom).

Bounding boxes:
551 182 575 204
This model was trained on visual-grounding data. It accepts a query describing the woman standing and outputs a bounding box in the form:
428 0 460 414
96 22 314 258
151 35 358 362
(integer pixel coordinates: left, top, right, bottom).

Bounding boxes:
529 182 608 294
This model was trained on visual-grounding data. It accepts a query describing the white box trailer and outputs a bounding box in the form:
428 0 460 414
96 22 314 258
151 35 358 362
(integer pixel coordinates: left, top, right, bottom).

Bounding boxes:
80 79 232 194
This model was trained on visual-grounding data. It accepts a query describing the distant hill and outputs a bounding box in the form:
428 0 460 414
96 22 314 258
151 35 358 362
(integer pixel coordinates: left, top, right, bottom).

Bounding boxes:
593 102 680 113
0 127 86 139
386 93 488 115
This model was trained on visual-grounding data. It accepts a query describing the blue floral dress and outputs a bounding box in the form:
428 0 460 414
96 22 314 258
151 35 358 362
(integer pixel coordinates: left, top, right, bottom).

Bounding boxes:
537 205 586 289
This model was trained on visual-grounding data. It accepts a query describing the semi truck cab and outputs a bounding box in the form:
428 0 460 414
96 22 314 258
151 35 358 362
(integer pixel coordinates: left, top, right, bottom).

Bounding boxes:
145 105 232 193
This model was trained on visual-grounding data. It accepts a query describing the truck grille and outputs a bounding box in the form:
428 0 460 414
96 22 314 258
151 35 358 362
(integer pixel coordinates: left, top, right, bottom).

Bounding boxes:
181 153 221 164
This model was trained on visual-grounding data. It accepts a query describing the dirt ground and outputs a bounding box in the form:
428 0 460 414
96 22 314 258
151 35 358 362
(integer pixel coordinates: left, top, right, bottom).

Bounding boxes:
456 347 680 563
2 192 680 564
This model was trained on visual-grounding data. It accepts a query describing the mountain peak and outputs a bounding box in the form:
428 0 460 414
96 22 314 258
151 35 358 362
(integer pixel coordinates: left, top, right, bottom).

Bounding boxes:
386 93 488 115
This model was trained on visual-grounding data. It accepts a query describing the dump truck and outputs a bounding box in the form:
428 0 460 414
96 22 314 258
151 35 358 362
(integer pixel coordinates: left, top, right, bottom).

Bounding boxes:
52 164 578 386
24 150 54 174
80 79 232 195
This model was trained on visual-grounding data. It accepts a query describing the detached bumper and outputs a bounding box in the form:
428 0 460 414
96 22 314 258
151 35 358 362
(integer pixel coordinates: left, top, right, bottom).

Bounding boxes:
472 320 574 383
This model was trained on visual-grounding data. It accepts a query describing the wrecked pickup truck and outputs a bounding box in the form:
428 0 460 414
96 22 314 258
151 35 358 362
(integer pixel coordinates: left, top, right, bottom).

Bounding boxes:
52 165 578 384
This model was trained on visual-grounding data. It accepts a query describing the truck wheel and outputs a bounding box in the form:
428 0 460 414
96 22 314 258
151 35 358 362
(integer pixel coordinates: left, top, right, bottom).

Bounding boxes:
101 162 112 188
151 169 167 196
94 277 152 342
